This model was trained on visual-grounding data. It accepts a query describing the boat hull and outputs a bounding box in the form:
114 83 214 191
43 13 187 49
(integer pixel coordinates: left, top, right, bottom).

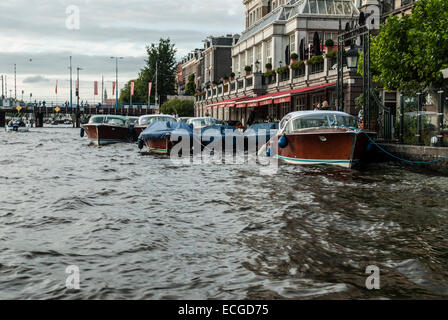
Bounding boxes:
273 129 370 168
6 125 30 132
82 124 131 146
134 125 147 137
144 138 170 154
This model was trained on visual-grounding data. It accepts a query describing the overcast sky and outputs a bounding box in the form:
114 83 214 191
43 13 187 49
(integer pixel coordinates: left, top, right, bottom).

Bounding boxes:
0 0 244 103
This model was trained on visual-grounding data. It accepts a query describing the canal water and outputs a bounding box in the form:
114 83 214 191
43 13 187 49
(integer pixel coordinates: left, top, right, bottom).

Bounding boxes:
1 127 448 299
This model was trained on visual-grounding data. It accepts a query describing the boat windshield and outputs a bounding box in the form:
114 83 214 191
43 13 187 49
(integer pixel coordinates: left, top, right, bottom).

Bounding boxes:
286 113 357 132
139 116 175 125
89 116 105 124
189 118 221 128
127 118 139 125
104 117 126 126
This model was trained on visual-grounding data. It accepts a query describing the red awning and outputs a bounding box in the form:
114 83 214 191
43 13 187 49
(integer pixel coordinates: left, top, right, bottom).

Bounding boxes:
205 96 249 109
235 82 336 107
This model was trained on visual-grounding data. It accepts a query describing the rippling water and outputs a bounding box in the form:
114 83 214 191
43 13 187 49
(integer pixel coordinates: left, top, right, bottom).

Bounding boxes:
1 127 448 299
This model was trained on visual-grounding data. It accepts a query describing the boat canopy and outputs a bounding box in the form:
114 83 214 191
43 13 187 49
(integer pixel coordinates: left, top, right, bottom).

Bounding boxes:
279 111 357 133
138 114 176 125
139 121 193 141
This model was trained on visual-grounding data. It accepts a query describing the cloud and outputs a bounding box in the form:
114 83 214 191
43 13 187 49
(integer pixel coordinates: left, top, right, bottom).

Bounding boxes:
0 0 245 100
23 75 51 83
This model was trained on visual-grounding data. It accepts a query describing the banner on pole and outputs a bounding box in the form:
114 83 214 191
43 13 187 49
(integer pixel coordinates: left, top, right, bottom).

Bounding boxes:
112 81 116 95
131 81 135 97
94 81 98 96
148 82 152 97
55 80 58 95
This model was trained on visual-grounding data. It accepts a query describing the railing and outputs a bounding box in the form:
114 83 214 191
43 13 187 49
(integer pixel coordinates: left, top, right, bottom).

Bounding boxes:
309 62 324 75
279 71 289 82
293 66 305 78
246 77 253 88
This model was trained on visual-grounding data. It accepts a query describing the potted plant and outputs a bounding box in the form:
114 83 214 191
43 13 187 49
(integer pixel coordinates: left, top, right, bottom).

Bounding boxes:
325 39 334 53
223 75 229 83
290 53 299 64
230 72 235 81
212 80 218 87
290 60 304 70
244 66 252 76
265 63 272 72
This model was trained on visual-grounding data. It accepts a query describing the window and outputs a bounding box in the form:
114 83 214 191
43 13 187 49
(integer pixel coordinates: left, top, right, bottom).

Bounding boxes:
256 45 262 66
233 56 239 74
265 40 272 67
289 34 296 54
247 48 253 69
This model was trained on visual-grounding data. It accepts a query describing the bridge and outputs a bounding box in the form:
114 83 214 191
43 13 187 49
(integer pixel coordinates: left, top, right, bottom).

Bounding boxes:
0 104 157 128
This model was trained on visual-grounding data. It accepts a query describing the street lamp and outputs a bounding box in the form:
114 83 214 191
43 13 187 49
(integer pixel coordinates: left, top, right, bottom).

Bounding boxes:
110 57 123 110
346 47 359 70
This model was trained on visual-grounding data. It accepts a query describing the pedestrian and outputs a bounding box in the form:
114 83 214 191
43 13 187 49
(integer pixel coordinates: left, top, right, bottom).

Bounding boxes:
322 101 329 110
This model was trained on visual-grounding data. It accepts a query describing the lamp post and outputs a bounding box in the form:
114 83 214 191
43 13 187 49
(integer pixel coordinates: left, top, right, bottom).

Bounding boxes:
110 57 123 110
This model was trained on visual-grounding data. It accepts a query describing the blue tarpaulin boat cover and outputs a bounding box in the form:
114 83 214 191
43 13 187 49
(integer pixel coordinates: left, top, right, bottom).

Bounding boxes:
139 121 193 141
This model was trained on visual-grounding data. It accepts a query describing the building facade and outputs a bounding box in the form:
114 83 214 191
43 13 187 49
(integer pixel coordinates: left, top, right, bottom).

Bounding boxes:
195 0 367 125
176 34 239 96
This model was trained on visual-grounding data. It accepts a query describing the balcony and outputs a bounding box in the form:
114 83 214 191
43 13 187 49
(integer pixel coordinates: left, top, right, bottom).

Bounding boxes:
196 55 342 104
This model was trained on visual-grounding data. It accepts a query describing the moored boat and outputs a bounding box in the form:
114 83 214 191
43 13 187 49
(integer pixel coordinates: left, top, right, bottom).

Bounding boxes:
6 118 31 132
262 111 373 168
187 117 223 131
244 122 279 151
134 114 177 137
138 121 193 154
200 124 244 152
81 115 134 145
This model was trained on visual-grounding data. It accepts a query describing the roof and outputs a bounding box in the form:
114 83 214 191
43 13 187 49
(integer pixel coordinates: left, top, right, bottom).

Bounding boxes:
238 0 359 43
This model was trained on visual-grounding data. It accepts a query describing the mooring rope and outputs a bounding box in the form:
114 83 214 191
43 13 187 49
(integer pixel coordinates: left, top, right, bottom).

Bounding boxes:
362 131 448 164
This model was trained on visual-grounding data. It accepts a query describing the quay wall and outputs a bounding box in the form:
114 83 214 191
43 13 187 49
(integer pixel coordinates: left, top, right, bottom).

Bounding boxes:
374 143 448 175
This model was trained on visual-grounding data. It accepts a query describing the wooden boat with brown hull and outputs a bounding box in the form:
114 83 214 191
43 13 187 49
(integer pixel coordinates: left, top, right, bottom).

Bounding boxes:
81 115 134 146
263 111 374 168
134 114 177 137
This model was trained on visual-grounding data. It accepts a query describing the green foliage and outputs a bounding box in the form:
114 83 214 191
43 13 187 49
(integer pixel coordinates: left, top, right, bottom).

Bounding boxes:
244 65 252 72
185 74 196 96
160 99 195 117
119 38 177 105
230 72 235 78
264 70 276 77
265 63 272 70
290 53 299 60
371 0 448 95
276 66 289 74
325 39 334 47
306 55 324 65
325 49 338 59
290 60 305 70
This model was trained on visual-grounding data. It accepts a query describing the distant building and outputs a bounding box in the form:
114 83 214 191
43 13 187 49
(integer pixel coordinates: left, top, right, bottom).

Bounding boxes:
381 0 416 22
195 0 367 124
177 34 239 96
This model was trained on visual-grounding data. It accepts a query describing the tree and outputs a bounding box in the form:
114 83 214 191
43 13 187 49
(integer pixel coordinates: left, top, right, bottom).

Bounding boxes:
370 0 448 95
185 74 196 96
160 99 194 117
119 38 177 104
